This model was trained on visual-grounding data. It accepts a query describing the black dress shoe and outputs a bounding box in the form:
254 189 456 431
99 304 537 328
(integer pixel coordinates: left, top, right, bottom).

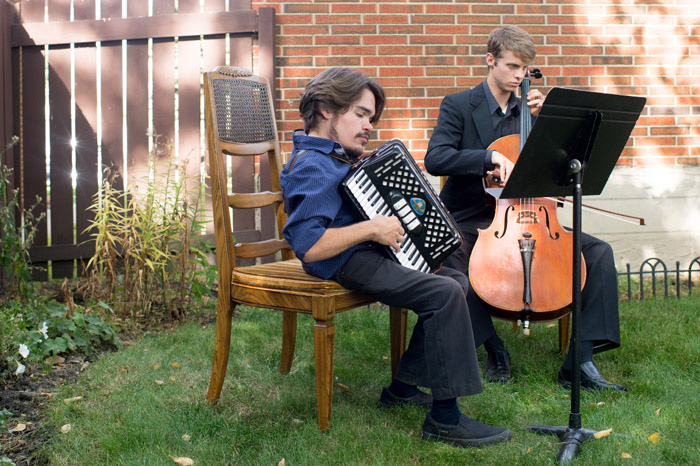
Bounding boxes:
422 413 512 447
558 361 627 392
486 350 512 382
378 387 432 409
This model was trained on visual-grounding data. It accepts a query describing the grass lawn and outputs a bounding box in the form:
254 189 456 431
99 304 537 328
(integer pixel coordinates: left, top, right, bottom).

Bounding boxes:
42 297 700 465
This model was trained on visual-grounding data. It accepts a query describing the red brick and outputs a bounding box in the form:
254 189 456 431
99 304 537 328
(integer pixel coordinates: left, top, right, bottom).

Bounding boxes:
471 5 514 14
363 15 410 25
379 25 424 35
315 15 362 24
315 35 360 45
363 56 409 67
315 56 361 67
425 4 471 14
363 35 407 45
411 15 456 24
282 25 329 35
410 56 455 67
331 25 377 35
282 4 328 13
374 77 410 88
284 46 330 56
410 35 454 45
378 129 425 140
379 67 425 77
379 4 423 14
377 45 424 56
331 3 376 14
330 45 377 56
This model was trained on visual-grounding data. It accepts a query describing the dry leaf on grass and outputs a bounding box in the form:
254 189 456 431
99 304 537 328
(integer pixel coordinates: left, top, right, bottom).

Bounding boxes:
337 383 352 392
181 434 191 442
648 432 661 443
155 380 164 385
64 396 83 403
169 456 194 465
655 407 662 416
278 459 286 466
10 423 27 433
171 363 180 368
60 424 71 434
621 452 632 459
593 427 612 439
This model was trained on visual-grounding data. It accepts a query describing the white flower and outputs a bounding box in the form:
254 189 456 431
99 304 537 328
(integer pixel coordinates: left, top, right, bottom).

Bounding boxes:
18 344 29 359
15 363 26 375
39 321 49 339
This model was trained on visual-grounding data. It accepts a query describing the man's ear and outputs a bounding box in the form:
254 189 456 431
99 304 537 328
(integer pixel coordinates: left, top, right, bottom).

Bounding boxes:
486 52 495 69
319 105 333 120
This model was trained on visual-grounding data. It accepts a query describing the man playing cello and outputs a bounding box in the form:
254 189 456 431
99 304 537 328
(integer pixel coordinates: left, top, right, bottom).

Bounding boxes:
425 26 626 392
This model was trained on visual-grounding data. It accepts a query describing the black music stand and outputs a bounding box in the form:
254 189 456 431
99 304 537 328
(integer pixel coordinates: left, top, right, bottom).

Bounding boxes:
492 87 645 464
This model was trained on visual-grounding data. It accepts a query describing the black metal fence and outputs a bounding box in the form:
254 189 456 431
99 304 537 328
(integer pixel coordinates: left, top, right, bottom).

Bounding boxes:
619 257 700 301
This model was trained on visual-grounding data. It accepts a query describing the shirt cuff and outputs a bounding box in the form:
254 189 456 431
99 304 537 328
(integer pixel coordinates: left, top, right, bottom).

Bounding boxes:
484 150 496 173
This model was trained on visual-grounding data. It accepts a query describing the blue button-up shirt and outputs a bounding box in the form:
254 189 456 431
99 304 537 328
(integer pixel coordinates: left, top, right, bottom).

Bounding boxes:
280 131 369 279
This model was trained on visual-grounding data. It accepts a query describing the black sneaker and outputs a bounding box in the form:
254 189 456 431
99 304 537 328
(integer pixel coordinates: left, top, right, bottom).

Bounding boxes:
378 387 432 409
421 413 512 447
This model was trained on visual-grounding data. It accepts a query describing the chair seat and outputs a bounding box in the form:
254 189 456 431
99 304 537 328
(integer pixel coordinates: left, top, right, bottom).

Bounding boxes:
232 258 347 291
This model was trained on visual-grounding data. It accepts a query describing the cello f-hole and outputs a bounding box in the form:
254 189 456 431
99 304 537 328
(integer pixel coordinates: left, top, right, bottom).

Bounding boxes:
539 205 560 240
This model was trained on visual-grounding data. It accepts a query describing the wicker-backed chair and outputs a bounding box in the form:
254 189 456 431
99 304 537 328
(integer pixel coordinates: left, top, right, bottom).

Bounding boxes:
203 66 408 431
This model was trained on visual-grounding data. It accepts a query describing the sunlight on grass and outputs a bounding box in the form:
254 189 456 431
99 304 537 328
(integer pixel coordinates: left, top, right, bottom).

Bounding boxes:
43 298 700 465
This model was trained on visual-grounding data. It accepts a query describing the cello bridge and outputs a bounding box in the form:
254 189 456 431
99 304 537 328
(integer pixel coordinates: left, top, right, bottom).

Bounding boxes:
516 210 538 224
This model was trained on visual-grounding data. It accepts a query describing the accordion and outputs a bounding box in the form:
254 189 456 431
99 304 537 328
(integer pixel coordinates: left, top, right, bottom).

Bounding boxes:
342 139 462 273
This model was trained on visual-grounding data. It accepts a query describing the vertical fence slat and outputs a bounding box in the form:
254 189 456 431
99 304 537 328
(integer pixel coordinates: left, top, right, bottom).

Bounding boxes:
152 0 176 166
47 0 74 279
177 0 208 239
126 2 150 189
100 2 124 192
73 2 99 261
19 0 49 280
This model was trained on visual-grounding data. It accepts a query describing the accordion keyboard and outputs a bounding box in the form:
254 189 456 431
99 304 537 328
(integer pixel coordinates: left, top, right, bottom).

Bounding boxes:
345 170 431 273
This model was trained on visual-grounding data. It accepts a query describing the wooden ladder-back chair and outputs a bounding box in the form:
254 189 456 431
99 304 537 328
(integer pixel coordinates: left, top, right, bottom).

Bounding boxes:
203 66 408 431
437 177 571 355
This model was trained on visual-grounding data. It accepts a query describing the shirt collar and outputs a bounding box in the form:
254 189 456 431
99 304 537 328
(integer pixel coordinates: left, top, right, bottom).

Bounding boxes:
292 129 357 163
482 80 520 117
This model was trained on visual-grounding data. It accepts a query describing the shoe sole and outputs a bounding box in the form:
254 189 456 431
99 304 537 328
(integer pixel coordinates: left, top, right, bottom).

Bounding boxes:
421 428 513 447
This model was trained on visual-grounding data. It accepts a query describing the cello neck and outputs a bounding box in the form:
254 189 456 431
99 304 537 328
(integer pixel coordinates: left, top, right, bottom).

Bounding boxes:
520 76 531 151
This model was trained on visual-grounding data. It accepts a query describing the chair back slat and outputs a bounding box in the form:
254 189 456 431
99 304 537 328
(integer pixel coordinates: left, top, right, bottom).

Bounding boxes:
204 66 289 268
234 238 291 259
229 191 283 210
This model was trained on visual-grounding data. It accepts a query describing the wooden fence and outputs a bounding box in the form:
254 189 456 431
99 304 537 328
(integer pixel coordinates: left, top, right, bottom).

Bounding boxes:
0 0 275 281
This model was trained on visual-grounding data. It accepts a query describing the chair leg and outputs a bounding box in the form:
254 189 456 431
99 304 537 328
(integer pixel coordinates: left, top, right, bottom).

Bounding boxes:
206 297 235 403
312 297 335 431
389 306 407 379
279 310 298 374
558 314 571 357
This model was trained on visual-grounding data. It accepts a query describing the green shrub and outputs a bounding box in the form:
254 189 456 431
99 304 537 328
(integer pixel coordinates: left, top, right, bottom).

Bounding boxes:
83 139 215 320
0 136 46 299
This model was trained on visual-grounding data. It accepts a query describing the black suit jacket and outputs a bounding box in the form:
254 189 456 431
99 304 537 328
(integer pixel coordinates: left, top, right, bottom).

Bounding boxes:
425 82 500 223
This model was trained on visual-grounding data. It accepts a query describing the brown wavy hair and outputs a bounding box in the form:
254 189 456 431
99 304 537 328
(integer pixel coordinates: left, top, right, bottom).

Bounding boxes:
299 67 386 133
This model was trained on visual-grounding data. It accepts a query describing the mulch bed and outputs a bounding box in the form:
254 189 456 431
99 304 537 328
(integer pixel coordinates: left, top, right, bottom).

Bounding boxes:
0 355 91 465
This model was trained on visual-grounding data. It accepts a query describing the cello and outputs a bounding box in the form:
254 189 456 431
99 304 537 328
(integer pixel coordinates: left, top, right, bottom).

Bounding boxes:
468 69 586 333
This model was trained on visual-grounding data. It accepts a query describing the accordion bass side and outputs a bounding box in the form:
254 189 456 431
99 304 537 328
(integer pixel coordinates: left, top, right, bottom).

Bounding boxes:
342 139 463 273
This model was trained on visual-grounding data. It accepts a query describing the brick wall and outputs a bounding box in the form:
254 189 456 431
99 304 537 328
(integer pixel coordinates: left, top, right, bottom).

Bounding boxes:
251 0 700 168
